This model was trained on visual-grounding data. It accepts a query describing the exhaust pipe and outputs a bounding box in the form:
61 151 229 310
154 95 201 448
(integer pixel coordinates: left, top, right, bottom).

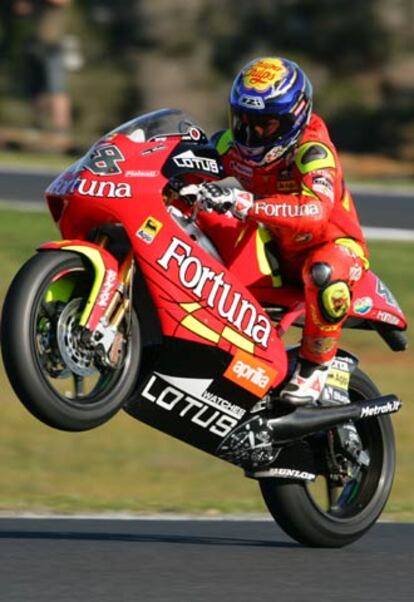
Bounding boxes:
267 394 402 443
217 395 401 468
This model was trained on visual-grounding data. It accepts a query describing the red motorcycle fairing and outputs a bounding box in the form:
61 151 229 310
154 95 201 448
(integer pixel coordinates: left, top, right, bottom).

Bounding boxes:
44 130 288 434
349 270 407 329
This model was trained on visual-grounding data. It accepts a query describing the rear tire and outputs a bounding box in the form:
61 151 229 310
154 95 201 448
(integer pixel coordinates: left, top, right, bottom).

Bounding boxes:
259 369 396 547
1 251 141 431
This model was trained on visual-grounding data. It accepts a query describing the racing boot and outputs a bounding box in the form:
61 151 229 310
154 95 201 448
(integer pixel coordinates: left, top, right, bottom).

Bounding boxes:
280 358 332 406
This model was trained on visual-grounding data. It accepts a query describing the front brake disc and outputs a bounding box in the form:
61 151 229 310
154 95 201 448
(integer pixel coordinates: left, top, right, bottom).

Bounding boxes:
56 298 97 376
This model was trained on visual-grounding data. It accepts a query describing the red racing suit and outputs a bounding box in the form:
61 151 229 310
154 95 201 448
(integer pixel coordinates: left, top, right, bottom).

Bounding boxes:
211 113 369 364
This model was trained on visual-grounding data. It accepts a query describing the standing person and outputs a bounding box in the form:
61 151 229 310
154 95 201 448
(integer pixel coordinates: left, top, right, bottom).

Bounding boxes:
181 57 368 406
12 0 72 137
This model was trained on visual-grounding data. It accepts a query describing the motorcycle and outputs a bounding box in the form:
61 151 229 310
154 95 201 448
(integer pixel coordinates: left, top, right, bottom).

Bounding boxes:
1 108 408 547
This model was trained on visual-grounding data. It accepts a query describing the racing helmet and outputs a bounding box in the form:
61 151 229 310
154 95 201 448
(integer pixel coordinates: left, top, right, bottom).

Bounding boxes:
229 57 313 165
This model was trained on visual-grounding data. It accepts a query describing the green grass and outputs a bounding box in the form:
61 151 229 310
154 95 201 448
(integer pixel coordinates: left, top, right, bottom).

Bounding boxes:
0 150 73 172
0 207 413 518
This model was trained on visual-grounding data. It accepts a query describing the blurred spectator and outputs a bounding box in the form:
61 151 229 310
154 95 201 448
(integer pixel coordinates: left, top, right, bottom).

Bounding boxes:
12 0 72 137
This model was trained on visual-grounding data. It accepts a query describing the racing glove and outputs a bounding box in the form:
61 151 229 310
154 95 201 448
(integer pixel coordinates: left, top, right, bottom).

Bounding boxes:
180 182 254 220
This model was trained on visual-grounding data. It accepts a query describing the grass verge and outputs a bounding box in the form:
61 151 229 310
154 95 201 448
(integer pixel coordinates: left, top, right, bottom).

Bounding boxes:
0 208 413 519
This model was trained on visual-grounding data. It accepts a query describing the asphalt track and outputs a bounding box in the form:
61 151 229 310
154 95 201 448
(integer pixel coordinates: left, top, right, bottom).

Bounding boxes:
0 167 413 229
0 517 413 601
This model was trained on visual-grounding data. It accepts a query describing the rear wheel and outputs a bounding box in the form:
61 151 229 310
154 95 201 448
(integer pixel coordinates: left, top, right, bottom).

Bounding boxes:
1 251 141 431
259 369 396 547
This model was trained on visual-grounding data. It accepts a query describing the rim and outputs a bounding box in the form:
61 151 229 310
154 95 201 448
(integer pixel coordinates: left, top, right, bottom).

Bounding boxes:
305 418 384 520
32 264 129 407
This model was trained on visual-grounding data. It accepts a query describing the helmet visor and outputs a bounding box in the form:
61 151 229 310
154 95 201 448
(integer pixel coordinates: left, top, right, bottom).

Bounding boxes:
231 109 294 148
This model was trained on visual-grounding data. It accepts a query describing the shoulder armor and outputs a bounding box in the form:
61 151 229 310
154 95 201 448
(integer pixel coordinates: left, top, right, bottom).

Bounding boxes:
295 142 336 174
211 129 233 156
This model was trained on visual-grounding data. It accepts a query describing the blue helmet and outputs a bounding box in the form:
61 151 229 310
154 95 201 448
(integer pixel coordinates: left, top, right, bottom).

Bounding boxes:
229 57 313 165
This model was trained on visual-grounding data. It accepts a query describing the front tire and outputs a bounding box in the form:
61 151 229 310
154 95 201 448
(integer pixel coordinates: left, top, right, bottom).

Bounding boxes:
260 369 396 547
1 251 141 431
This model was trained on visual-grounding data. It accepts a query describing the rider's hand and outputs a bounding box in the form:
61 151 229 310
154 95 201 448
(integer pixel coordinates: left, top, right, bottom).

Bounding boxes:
180 183 254 220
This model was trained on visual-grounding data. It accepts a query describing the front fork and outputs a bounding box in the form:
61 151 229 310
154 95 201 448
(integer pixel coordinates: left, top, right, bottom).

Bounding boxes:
89 236 135 368
39 237 135 368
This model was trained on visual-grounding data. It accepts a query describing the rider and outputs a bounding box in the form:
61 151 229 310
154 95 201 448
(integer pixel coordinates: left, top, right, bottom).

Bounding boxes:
181 57 368 406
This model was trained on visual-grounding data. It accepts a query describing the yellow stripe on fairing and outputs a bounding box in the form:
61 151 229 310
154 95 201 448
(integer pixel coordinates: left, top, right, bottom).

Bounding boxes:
180 302 202 313
222 326 254 353
64 245 107 326
181 315 221 343
256 227 282 288
180 307 255 352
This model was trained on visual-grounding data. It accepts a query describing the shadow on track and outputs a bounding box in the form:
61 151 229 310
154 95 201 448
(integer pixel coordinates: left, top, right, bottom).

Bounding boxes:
0 528 298 548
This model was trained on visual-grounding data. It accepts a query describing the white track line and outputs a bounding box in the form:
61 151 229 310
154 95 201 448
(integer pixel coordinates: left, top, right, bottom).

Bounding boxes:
1 201 413 242
0 511 272 521
363 227 414 241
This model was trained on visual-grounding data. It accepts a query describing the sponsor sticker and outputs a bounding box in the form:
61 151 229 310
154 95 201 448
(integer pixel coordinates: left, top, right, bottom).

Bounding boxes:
312 175 334 202
276 180 299 192
326 368 350 390
243 58 288 92
353 296 373 315
84 144 125 176
375 310 400 326
254 201 320 218
360 399 401 418
141 144 166 155
239 95 266 109
136 216 163 244
322 385 350 405
125 170 158 178
224 350 278 397
97 269 118 308
173 150 219 174
250 468 316 480
157 237 272 348
141 373 240 438
49 176 132 199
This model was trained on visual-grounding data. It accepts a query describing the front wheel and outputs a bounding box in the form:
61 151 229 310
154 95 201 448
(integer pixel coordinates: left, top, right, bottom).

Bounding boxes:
259 369 396 547
1 251 141 431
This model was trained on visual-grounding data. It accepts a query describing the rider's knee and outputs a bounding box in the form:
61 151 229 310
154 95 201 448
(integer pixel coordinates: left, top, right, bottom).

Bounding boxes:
318 280 351 324
304 261 351 324
309 262 332 288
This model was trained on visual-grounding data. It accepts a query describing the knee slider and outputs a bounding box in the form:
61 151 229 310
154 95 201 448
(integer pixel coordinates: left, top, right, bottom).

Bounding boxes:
319 280 351 323
310 262 332 287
